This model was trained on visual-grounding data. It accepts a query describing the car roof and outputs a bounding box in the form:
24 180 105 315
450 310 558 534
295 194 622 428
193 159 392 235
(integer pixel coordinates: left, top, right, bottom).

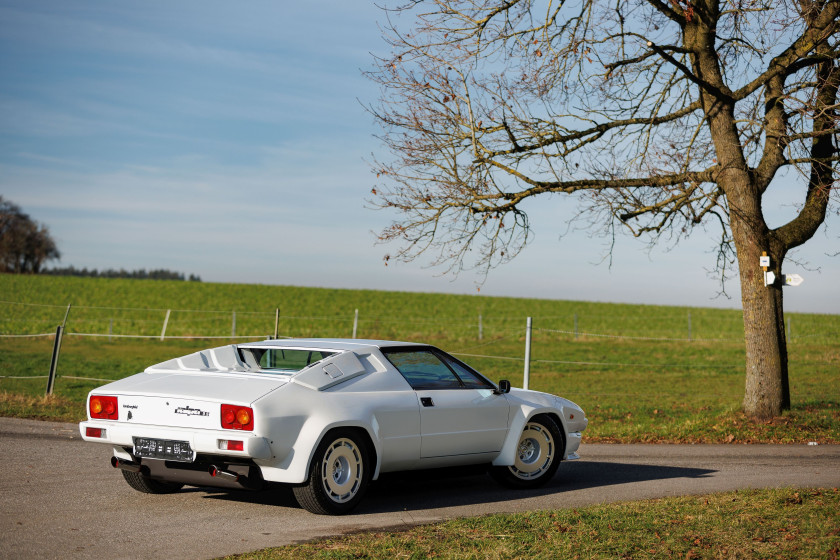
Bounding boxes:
236 338 429 353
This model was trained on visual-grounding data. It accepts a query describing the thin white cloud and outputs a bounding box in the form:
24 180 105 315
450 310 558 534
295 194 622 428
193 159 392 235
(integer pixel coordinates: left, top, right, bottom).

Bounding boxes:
0 5 277 73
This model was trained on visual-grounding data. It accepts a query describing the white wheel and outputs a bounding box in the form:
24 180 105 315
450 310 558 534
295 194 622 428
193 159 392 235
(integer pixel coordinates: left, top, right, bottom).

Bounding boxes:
491 415 564 488
319 438 364 504
511 422 555 479
293 430 371 514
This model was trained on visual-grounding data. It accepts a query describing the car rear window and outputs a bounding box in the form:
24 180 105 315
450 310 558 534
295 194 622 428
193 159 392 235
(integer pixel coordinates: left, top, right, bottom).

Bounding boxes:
238 348 336 373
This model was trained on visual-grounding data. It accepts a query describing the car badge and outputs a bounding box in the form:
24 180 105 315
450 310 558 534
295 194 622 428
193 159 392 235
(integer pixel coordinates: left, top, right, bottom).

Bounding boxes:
174 405 209 417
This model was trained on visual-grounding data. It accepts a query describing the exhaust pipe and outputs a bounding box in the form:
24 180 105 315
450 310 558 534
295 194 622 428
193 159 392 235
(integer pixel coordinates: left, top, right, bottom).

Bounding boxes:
111 456 145 473
209 465 241 483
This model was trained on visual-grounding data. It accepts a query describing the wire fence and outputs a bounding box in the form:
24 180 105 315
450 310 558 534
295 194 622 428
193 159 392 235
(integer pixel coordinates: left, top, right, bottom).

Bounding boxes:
2 298 836 342
1 299 837 401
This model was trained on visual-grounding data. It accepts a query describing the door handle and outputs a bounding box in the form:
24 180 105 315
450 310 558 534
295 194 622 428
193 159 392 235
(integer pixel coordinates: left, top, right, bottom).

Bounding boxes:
420 397 434 407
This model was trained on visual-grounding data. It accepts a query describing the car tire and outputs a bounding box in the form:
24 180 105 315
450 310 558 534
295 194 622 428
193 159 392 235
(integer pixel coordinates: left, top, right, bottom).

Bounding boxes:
293 430 371 515
490 414 564 489
120 469 185 494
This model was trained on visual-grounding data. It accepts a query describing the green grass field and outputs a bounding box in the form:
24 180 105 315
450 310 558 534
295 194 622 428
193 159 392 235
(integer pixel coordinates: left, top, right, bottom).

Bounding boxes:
1 274 838 442
220 488 840 560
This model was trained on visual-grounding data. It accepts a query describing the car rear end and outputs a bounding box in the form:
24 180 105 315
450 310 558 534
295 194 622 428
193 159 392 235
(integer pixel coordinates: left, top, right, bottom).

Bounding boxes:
80 371 283 490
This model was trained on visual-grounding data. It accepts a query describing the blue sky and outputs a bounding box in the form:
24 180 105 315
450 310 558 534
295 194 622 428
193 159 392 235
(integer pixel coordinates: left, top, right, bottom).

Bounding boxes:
1 1 837 314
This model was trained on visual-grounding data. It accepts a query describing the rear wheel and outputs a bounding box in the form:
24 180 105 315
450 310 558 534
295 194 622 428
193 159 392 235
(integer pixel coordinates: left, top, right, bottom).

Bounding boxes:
293 430 371 515
490 415 564 489
120 469 185 494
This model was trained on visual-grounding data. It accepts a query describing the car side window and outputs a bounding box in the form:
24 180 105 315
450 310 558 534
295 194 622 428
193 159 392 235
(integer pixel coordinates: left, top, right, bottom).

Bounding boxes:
439 354 493 389
385 350 462 390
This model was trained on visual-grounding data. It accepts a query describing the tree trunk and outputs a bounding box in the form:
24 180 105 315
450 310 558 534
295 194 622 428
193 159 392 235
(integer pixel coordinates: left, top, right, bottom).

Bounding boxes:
683 0 794 419
771 285 791 410
731 211 789 419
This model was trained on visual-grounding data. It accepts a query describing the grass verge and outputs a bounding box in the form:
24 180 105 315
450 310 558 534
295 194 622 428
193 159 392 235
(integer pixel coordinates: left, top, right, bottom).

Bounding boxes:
220 488 840 560
0 391 81 422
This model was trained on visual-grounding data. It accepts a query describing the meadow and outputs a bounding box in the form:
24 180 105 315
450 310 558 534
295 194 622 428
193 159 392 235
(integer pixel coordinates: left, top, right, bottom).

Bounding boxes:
1 274 838 442
221 488 840 560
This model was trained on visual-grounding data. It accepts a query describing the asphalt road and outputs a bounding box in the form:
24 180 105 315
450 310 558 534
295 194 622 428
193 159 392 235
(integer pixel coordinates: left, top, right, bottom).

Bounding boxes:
1 417 838 560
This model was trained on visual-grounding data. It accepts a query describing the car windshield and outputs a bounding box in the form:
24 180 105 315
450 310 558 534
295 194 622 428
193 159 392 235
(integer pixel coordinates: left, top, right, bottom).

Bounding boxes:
238 347 336 374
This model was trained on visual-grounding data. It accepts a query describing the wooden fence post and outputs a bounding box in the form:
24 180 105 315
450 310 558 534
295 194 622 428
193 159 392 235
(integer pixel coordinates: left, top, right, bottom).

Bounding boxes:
46 325 64 396
523 317 532 390
688 311 693 342
160 309 171 341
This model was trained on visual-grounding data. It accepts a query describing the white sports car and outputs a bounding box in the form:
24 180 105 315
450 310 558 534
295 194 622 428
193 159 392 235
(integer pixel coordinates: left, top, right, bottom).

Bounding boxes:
80 339 587 514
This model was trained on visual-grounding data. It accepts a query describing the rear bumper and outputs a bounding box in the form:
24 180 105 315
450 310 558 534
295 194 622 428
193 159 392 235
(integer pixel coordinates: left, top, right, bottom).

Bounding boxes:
79 420 272 460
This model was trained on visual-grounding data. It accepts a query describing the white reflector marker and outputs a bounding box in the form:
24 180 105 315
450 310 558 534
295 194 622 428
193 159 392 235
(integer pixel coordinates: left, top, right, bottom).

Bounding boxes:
218 439 244 451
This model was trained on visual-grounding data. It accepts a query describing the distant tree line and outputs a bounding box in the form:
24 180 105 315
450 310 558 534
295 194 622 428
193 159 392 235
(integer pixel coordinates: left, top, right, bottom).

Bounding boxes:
0 196 60 273
40 266 201 282
2 196 200 281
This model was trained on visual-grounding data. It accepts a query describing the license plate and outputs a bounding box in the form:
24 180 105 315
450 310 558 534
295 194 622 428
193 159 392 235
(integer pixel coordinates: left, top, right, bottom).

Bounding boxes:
133 437 195 462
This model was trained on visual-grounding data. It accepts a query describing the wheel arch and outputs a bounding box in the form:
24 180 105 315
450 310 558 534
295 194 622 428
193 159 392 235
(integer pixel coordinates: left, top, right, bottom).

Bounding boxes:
492 407 568 467
301 424 380 484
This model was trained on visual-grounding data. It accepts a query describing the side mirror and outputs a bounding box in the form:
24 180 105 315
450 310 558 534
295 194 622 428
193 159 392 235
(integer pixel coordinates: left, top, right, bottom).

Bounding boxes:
496 379 511 394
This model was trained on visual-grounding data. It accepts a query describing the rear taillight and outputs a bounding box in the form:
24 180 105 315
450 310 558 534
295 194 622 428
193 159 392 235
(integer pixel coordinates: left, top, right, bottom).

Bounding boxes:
89 395 118 420
220 404 253 431
86 427 105 438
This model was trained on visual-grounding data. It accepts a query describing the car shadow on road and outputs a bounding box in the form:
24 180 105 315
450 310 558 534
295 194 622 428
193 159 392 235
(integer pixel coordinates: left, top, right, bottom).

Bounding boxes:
199 484 300 508
198 459 715 514
356 460 716 514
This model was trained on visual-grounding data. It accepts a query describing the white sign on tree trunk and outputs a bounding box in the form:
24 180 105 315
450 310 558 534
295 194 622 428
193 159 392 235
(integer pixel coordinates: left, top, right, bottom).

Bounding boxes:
784 274 804 287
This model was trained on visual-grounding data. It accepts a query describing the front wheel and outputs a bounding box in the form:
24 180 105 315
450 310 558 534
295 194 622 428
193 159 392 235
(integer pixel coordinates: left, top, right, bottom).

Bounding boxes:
490 415 564 489
293 430 371 515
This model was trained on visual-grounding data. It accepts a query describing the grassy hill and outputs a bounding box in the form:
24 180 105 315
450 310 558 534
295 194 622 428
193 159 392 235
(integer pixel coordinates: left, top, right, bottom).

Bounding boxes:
2 273 836 340
1 274 837 442
0 273 749 338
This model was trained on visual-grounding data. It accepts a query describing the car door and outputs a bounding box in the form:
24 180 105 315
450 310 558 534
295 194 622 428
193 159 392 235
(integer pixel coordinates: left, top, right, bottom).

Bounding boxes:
383 348 510 458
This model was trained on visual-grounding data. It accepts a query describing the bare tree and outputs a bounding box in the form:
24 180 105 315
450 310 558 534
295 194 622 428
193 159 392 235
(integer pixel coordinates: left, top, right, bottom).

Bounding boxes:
0 196 61 274
367 0 839 418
